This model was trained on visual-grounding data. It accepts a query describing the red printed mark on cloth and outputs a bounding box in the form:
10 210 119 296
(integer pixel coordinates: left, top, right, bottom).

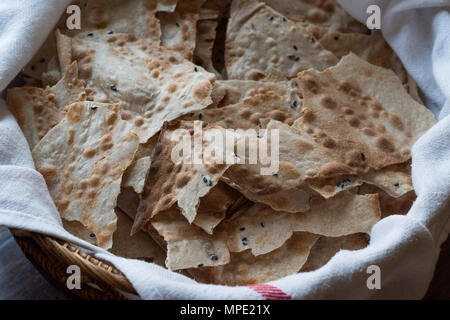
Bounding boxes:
247 284 292 300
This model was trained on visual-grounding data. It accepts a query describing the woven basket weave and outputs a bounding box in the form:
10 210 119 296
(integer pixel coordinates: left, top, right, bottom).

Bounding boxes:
10 229 136 299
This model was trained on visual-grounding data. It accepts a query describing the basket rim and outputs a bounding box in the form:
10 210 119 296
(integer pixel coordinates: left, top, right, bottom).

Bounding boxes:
10 228 137 298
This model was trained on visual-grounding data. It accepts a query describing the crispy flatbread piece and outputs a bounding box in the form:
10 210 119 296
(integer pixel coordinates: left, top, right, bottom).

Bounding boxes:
133 121 234 232
62 33 215 143
226 0 338 80
32 101 139 248
219 191 380 256
300 233 369 272
261 0 368 33
189 232 319 285
150 206 230 270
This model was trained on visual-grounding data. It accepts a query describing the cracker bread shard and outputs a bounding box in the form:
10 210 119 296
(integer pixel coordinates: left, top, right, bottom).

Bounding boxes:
226 0 338 80
6 87 63 150
6 62 86 149
84 0 161 41
219 191 380 256
122 156 152 194
133 120 234 233
189 232 319 286
194 10 222 78
300 233 369 272
157 0 207 60
293 58 435 175
62 32 215 143
210 79 302 109
261 0 368 33
328 53 436 142
150 206 230 270
32 101 139 249
308 162 413 199
317 31 407 84
222 120 346 213
111 208 166 265
183 91 302 129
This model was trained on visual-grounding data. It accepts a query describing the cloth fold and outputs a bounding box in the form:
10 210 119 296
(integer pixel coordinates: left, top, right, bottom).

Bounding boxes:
0 0 449 299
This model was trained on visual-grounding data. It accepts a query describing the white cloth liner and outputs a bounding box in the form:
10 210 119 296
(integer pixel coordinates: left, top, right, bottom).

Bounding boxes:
0 0 449 299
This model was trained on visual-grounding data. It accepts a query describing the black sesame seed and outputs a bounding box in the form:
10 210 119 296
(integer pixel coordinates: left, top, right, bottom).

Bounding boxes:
291 100 298 108
198 113 203 119
293 45 298 50
311 37 316 43
194 67 198 72
176 22 180 27
210 253 218 261
336 179 351 189
90 105 98 110
31 65 35 70
88 33 94 37
110 84 117 91
288 54 300 61
269 16 274 21
272 172 278 177
394 183 400 187
242 242 248 246
89 233 96 238
107 30 114 34
203 177 208 184
197 263 204 267
260 222 265 228
282 16 287 22
240 227 246 231
334 36 339 40
242 237 247 242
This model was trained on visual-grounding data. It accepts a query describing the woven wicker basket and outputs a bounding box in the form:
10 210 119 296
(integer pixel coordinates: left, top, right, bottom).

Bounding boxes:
10 229 136 300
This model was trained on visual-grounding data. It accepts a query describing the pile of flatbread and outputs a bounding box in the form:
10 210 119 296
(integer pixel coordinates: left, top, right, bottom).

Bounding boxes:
6 0 436 286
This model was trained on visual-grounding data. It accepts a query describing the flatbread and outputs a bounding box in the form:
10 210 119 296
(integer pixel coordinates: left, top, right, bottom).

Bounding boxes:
42 56 63 87
300 233 369 272
32 101 139 248
188 232 319 285
183 92 302 129
6 87 63 149
122 156 151 194
222 120 352 213
62 219 97 245
193 181 241 234
133 121 234 233
61 32 215 143
156 0 178 12
318 31 407 84
307 162 413 199
84 0 161 41
7 62 88 149
210 79 302 109
49 61 87 109
150 206 230 270
219 191 380 256
359 184 416 219
194 10 222 78
111 208 166 265
261 0 368 33
117 187 140 220
293 58 435 175
157 0 207 60
226 0 338 80
327 53 436 145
